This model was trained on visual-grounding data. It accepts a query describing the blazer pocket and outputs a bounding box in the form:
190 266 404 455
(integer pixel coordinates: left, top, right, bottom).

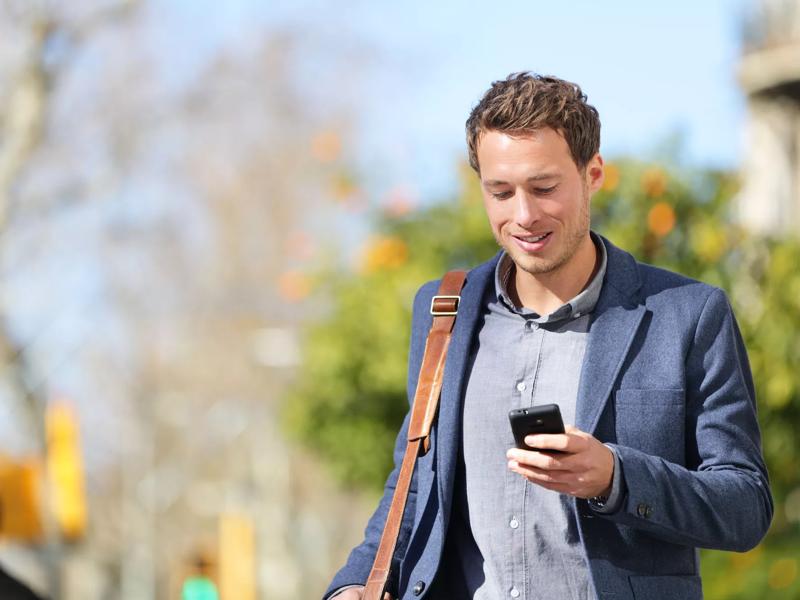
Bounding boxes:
615 389 685 465
628 574 702 599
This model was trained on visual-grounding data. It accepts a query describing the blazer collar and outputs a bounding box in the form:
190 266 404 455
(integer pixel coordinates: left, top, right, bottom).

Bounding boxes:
596 233 643 304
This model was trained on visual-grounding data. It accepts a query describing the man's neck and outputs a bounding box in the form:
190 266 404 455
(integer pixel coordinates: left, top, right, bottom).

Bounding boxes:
509 234 599 316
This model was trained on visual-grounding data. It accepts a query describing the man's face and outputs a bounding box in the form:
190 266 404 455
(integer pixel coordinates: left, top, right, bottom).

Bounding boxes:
477 128 604 279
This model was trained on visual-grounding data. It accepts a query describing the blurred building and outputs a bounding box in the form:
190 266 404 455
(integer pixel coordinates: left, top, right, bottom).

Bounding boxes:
738 0 800 234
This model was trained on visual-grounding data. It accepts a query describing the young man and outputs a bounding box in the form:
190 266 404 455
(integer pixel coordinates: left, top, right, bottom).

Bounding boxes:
325 73 772 600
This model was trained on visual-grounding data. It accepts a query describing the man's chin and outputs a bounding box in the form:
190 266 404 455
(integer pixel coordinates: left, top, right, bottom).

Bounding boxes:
517 260 558 276
505 249 558 276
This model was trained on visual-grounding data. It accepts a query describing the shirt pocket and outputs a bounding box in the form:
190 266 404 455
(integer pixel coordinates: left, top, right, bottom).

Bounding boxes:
615 389 686 465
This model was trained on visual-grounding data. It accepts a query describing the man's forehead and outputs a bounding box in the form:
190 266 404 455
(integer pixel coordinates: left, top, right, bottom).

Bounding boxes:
476 128 575 179
483 172 560 186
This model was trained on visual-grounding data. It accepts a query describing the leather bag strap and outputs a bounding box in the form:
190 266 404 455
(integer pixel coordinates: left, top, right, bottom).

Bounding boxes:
362 270 467 600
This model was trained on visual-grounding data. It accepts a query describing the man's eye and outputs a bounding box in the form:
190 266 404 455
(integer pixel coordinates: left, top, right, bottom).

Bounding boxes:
536 186 557 195
492 191 513 200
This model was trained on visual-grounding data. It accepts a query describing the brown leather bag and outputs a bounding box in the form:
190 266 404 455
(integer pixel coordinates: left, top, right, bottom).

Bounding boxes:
362 270 467 600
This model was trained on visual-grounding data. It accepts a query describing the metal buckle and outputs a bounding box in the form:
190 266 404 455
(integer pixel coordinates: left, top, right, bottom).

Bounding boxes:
429 295 460 316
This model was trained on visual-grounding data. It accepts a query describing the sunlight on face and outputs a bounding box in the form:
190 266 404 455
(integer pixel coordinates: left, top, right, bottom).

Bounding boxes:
477 128 603 280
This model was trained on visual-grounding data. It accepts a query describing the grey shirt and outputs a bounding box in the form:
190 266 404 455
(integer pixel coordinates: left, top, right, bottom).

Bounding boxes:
439 232 622 600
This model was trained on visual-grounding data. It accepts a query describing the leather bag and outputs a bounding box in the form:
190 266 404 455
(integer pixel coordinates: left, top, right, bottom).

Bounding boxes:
362 270 467 600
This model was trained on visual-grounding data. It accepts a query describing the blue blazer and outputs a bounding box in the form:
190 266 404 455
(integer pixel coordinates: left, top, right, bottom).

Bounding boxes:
325 235 773 600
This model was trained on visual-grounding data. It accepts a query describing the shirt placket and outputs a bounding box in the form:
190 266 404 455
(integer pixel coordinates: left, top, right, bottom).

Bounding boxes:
505 317 543 600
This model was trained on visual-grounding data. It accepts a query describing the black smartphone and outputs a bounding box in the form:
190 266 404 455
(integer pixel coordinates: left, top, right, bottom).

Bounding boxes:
508 404 565 451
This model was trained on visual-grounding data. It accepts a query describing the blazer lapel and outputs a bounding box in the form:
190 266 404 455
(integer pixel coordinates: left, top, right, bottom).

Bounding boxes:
436 254 498 516
575 237 646 435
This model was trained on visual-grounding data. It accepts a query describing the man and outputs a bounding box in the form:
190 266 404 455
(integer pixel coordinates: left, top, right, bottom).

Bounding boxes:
325 73 772 600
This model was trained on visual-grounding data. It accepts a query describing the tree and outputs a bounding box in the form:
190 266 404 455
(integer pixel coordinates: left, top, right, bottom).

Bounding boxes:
1 3 377 597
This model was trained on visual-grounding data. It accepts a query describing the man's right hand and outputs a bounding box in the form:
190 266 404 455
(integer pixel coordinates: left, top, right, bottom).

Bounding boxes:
331 587 363 599
330 587 392 600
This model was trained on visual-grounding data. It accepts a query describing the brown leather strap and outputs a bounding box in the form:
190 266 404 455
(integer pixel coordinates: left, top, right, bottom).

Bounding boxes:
363 270 467 600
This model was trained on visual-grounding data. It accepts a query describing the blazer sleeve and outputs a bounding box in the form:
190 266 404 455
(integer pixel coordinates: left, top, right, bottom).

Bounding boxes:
601 287 773 552
323 281 438 599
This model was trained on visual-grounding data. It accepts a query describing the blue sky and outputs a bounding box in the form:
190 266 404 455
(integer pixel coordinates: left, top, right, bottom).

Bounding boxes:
0 0 758 463
166 0 751 201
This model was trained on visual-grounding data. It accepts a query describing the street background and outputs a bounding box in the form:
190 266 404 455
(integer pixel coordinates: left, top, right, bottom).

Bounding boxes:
0 0 798 598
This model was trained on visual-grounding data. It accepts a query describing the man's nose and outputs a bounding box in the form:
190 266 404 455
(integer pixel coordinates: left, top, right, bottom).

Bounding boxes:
514 192 541 228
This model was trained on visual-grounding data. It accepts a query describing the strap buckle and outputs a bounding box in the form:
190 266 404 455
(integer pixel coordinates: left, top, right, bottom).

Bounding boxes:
430 294 460 316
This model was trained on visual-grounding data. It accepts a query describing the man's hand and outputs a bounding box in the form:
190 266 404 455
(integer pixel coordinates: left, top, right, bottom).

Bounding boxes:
505 425 614 499
330 586 392 599
331 588 363 599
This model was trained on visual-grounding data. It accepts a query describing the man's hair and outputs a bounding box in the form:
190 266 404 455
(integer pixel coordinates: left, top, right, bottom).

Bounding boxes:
465 72 600 174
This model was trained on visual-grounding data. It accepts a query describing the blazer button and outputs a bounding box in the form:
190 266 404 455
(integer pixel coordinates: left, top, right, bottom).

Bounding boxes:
637 503 652 518
413 580 426 596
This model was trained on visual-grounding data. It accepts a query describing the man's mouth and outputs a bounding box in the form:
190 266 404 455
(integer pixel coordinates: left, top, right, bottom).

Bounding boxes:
515 232 551 243
511 231 552 251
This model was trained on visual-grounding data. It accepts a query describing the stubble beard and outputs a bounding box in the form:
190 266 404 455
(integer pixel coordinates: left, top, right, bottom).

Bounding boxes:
498 187 591 277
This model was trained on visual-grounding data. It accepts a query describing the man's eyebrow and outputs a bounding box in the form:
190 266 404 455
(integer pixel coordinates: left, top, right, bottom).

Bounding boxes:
483 173 560 186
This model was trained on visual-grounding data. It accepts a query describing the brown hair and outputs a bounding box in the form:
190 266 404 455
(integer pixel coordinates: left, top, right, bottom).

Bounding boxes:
465 72 600 174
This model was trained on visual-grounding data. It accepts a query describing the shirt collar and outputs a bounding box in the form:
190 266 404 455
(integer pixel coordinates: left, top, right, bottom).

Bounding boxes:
494 231 608 323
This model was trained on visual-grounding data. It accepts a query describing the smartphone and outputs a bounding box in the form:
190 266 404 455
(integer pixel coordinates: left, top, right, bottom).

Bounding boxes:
508 404 565 452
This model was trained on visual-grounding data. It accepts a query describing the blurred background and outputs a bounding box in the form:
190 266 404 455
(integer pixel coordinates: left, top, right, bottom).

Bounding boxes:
0 0 799 598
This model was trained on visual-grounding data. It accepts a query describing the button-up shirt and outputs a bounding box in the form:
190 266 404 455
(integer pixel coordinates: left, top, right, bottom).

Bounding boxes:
439 232 618 600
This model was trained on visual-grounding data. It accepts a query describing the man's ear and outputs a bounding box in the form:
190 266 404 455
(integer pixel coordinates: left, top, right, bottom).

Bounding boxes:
586 154 604 194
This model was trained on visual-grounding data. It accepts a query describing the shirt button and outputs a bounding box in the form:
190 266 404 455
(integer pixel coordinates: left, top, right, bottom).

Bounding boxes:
510 587 521 598
516 381 526 392
509 518 519 529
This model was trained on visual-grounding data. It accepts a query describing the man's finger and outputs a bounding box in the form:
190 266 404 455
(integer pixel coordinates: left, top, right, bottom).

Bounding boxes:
506 448 577 471
508 462 588 496
508 460 574 483
513 471 576 494
523 432 574 452
533 480 577 494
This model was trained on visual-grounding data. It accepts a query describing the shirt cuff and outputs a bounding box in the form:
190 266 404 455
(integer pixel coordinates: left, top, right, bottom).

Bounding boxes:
588 444 626 514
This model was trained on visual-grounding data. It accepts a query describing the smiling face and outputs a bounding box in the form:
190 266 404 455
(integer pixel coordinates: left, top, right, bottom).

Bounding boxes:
477 128 604 285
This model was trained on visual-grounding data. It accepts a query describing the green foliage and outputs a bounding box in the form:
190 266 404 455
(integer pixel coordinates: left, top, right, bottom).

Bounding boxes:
284 161 800 596
282 166 498 487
